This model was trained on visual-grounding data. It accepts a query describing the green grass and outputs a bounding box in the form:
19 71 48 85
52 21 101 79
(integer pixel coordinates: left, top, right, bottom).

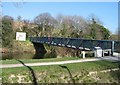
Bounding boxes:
1 57 81 64
2 60 119 83
2 60 118 73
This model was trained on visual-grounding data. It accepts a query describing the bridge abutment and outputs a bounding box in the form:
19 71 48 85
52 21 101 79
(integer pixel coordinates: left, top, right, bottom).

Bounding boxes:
32 42 47 59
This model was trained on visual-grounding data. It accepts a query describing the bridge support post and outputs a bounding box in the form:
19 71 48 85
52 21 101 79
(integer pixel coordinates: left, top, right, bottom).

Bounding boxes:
32 42 47 59
81 51 85 59
111 41 114 56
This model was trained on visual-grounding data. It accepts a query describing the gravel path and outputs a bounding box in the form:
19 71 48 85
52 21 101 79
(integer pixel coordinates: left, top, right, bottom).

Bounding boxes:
1 56 119 68
1 58 103 68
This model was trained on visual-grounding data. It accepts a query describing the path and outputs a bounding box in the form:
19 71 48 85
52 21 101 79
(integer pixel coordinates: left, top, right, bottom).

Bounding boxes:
1 58 101 68
1 56 119 68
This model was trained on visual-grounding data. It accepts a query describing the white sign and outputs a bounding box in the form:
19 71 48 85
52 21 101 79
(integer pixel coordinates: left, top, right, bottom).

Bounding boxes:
16 32 26 41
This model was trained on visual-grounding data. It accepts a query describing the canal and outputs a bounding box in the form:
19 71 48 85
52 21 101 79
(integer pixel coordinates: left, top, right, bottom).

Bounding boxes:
2 52 57 60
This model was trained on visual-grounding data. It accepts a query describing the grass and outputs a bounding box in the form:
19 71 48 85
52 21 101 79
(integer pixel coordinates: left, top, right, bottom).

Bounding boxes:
2 40 120 83
1 57 81 64
2 60 119 83
2 60 119 73
13 40 34 51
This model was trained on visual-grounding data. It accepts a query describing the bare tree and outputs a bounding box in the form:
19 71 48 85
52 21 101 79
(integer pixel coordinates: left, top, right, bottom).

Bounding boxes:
55 15 89 38
34 13 56 37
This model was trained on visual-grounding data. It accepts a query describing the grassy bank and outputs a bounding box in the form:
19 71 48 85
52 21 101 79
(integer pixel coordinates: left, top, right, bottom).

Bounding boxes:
2 40 83 59
2 60 119 83
12 40 35 53
2 40 35 53
2 57 81 64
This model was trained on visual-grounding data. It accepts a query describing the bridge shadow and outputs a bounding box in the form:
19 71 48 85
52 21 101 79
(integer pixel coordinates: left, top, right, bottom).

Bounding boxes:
16 59 38 85
32 42 47 59
59 65 75 85
33 52 45 59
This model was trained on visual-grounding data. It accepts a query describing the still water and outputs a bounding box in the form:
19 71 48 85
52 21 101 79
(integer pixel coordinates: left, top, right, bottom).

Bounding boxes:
2 52 57 60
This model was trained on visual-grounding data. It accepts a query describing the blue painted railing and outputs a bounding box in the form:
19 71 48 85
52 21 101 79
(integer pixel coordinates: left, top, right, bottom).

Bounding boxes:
30 37 120 52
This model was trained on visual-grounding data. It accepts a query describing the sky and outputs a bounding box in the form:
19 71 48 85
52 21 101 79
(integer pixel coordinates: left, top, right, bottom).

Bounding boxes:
2 2 118 34
2 0 120 2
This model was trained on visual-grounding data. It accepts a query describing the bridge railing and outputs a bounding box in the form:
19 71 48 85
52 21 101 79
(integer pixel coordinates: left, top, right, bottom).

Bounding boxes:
29 37 120 52
114 41 120 52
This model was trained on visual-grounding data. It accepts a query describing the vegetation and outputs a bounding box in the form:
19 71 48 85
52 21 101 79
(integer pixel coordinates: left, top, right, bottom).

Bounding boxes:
1 10 119 84
2 57 81 64
2 40 34 53
2 13 113 58
2 60 119 83
110 34 119 40
2 16 14 48
89 22 110 39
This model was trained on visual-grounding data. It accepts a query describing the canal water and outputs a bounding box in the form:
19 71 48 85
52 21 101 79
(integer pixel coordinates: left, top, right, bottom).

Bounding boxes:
2 52 57 60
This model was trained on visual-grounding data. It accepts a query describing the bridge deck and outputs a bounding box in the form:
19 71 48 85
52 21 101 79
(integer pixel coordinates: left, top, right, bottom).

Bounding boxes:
30 37 120 52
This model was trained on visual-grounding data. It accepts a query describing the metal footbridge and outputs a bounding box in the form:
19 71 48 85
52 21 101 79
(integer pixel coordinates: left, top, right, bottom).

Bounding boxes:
30 37 120 54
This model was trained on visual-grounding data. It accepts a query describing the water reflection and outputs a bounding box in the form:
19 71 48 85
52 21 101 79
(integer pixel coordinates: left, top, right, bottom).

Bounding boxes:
2 52 35 60
33 52 45 59
2 52 57 60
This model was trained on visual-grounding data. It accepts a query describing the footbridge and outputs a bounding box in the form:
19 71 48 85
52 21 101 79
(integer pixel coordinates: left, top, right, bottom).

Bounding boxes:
30 37 120 58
